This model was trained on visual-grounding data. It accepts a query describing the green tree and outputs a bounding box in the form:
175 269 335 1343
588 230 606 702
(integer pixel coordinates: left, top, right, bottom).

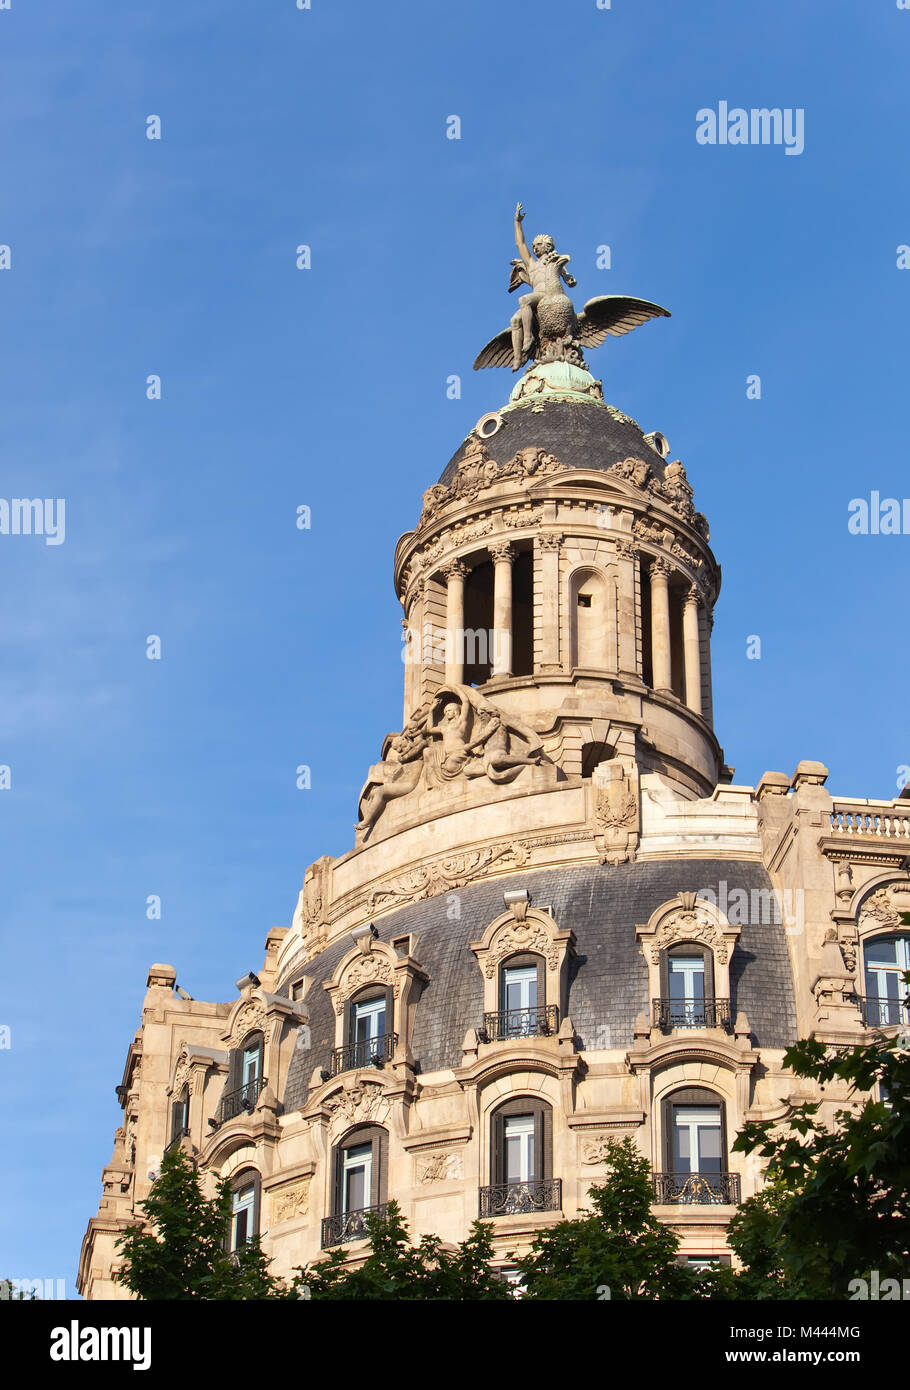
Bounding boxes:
514 1137 693 1300
729 942 910 1299
291 1200 512 1300
115 1145 288 1300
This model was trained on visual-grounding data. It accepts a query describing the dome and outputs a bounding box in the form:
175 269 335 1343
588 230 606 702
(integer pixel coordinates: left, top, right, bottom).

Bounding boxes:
439 375 669 488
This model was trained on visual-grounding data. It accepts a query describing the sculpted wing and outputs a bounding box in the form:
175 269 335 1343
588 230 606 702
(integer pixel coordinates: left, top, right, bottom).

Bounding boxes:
575 296 671 348
473 327 519 370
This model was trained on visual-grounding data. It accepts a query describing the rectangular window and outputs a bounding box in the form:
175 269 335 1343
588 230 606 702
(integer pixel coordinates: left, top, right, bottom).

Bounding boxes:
231 1185 255 1250
342 1142 373 1213
865 938 910 1026
503 1114 536 1184
672 1106 723 1175
353 996 387 1061
241 1045 261 1088
502 966 538 1014
668 954 706 1025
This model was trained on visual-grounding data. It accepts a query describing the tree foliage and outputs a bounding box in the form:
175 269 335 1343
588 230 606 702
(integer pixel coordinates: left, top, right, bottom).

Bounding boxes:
515 1137 693 1300
291 1201 513 1300
115 1145 287 1300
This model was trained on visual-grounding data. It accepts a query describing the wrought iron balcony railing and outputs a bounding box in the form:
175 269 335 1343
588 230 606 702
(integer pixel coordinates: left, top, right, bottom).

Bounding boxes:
854 996 910 1029
479 1178 562 1218
651 1171 741 1205
328 1032 397 1077
217 1077 266 1124
652 997 732 1032
321 1203 388 1248
481 1005 559 1042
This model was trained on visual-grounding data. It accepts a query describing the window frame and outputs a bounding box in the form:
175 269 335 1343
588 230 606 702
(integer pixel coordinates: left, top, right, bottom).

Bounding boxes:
228 1167 261 1252
490 1097 552 1187
332 1125 388 1216
170 1083 190 1143
662 1087 727 1176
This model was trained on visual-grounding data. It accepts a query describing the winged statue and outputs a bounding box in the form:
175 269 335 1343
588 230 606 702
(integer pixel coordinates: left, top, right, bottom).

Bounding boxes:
474 202 670 373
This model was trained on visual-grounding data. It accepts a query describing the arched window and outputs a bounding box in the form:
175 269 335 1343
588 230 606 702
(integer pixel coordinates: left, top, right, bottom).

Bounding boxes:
862 934 910 1028
482 1098 558 1216
220 1031 265 1122
487 953 554 1040
322 1126 389 1247
657 1088 738 1205
655 944 730 1031
229 1168 261 1251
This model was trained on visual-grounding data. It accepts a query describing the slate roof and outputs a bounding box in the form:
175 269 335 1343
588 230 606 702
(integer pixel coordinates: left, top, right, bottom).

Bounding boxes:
281 859 797 1114
438 398 668 487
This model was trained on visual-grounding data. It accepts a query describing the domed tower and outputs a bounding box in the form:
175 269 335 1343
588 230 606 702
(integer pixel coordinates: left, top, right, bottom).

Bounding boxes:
394 357 723 824
81 209 827 1297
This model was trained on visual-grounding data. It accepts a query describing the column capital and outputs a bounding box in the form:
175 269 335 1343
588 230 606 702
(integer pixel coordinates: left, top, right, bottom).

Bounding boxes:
489 541 515 564
614 538 636 560
537 533 563 552
650 556 673 580
442 559 468 581
684 583 704 609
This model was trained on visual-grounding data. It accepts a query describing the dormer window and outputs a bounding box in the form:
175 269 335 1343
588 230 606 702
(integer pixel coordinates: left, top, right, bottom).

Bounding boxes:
654 944 731 1031
330 986 396 1075
483 954 556 1040
219 1031 266 1122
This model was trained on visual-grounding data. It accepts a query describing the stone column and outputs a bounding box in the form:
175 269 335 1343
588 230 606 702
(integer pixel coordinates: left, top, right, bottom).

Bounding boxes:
615 538 638 677
700 604 714 726
536 533 562 670
649 559 673 693
682 586 703 716
442 560 467 685
490 542 514 677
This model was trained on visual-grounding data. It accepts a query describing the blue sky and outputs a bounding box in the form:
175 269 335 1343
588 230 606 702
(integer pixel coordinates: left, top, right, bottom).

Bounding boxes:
1 0 907 1290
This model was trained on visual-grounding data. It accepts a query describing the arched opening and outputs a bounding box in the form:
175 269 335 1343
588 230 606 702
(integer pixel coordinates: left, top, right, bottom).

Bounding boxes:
511 548 533 677
463 559 493 685
570 568 614 671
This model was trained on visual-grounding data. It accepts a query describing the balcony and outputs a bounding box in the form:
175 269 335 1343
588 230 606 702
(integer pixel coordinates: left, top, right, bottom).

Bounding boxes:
328 1033 397 1078
651 1171 741 1205
479 1178 562 1218
217 1077 266 1124
481 1005 559 1042
652 997 732 1032
854 996 910 1030
321 1203 388 1248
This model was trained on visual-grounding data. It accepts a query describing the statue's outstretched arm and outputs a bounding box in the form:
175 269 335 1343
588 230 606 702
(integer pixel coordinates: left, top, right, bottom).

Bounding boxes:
514 201 532 269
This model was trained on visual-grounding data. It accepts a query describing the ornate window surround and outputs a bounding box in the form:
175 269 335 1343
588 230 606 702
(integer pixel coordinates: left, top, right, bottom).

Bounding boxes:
635 892 741 1006
323 932 428 1065
469 897 575 1020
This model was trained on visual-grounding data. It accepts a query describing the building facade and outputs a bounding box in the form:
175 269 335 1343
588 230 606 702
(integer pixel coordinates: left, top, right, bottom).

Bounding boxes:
77 354 910 1298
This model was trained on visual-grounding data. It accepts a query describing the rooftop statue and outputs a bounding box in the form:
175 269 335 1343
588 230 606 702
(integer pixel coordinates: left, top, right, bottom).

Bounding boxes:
474 202 670 373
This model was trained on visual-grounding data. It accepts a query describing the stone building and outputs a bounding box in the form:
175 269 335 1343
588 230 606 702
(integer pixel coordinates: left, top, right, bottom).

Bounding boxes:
77 353 910 1299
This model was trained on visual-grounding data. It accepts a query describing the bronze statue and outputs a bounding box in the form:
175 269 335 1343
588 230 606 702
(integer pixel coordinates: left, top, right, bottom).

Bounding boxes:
474 202 670 373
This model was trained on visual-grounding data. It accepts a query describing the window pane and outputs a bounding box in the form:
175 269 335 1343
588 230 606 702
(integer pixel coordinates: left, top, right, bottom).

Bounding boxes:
342 1142 372 1212
503 1114 535 1183
242 1047 261 1085
865 939 898 967
503 967 537 1013
669 955 705 1002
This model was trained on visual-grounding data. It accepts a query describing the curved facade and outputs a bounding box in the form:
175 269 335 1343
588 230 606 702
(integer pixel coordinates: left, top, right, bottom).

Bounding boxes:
78 357 910 1298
